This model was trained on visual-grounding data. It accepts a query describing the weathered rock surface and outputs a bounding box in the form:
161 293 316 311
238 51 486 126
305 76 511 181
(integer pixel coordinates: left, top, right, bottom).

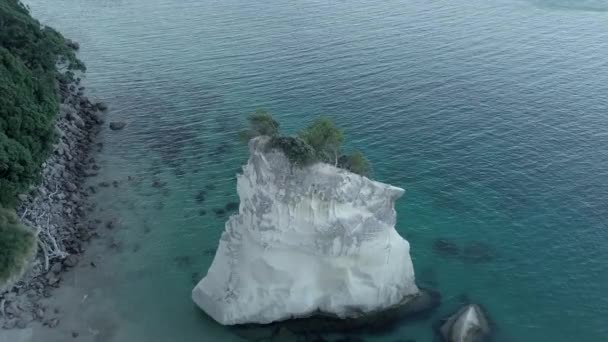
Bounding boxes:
193 137 419 325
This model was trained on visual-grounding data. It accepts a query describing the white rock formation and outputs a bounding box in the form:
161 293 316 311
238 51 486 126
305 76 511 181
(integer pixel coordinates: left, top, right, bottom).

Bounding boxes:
192 137 419 325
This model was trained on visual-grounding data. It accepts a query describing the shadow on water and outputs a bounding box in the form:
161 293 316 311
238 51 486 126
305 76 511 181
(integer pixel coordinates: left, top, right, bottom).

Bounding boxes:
431 239 497 264
228 289 441 341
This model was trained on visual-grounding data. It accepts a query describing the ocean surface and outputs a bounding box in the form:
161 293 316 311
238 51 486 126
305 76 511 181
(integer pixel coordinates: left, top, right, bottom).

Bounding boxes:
23 0 608 341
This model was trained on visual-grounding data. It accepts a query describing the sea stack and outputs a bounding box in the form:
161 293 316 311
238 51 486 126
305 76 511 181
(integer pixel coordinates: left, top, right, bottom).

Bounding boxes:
192 137 420 325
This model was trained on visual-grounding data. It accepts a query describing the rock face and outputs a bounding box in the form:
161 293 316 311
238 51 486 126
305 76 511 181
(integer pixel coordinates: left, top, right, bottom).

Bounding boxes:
440 304 490 342
192 137 419 325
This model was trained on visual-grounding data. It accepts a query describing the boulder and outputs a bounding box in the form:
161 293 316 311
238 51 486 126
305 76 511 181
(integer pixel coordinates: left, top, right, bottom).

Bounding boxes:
439 304 490 342
109 121 126 130
65 39 80 50
63 255 79 268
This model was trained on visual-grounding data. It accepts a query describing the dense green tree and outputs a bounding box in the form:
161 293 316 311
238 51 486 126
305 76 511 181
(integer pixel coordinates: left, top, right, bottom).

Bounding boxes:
0 207 36 288
0 0 83 205
298 117 344 166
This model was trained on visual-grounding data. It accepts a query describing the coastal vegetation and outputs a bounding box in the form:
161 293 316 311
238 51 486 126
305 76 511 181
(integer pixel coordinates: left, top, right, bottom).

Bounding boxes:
0 0 82 287
241 110 371 176
0 208 36 289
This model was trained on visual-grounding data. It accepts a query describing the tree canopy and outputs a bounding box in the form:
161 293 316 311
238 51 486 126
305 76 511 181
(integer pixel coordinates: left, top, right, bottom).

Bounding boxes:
240 110 372 176
0 0 82 206
0 0 85 286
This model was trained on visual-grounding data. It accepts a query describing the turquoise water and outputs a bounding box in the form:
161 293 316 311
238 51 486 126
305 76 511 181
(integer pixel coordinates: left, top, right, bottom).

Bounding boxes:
25 0 608 341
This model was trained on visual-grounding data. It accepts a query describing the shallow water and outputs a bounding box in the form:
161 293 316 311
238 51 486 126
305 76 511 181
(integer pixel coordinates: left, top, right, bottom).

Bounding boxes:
24 0 608 341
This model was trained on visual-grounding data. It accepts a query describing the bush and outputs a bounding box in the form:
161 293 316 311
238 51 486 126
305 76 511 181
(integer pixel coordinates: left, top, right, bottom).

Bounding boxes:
239 109 280 143
268 136 316 167
0 207 36 287
338 151 371 177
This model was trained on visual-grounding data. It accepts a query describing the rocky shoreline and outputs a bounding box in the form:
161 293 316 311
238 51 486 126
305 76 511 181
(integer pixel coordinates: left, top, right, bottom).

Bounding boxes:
0 62 107 330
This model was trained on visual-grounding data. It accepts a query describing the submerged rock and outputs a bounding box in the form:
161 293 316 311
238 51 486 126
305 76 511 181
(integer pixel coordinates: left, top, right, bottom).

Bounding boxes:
433 238 460 257
439 304 490 342
109 121 126 130
192 137 420 325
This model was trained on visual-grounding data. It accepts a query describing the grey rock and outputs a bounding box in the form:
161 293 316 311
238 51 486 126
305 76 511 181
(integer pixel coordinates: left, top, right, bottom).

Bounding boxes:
17 194 28 201
67 112 85 128
66 182 78 192
50 262 63 274
109 121 126 130
65 39 80 50
16 319 28 329
45 272 60 286
3 318 17 329
96 102 108 111
36 308 45 320
440 304 490 342
46 318 60 328
63 255 79 268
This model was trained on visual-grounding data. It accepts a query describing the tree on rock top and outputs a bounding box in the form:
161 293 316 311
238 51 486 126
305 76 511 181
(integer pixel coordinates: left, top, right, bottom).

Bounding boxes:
239 109 280 143
239 109 371 176
298 117 344 166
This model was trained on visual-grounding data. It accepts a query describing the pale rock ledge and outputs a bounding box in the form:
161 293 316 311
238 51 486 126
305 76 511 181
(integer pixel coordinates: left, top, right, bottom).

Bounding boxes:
192 137 420 325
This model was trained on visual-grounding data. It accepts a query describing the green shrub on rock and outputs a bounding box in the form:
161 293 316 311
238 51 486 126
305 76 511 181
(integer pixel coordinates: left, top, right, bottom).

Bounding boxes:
0 207 36 290
239 109 280 143
268 136 316 167
240 110 372 175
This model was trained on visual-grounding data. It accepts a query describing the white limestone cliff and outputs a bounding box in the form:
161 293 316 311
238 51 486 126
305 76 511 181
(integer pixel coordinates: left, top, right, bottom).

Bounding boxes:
192 137 419 325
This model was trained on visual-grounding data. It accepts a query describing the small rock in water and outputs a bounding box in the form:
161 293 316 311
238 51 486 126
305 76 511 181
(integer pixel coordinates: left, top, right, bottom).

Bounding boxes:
65 39 80 50
213 208 226 216
50 262 63 274
109 121 126 130
198 209 207 216
194 190 206 203
47 318 60 328
152 179 166 188
433 238 460 257
96 102 108 111
45 273 61 286
72 331 79 338
3 319 17 329
225 201 239 212
106 218 119 229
